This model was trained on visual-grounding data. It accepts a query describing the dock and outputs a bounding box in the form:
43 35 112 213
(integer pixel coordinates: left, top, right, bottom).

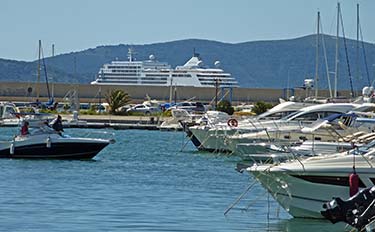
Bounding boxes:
64 115 166 130
0 114 170 130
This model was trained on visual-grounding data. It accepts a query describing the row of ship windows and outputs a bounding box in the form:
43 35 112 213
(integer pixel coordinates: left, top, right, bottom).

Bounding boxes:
100 77 168 81
200 82 238 86
97 80 167 84
196 74 230 77
96 80 237 87
111 70 138 73
145 74 193 78
145 74 170 77
100 73 139 77
99 75 237 83
105 67 228 74
199 78 237 83
198 77 235 81
107 66 141 69
100 73 193 78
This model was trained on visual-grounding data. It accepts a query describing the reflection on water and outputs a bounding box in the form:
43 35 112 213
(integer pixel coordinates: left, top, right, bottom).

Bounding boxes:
274 218 350 232
0 128 353 231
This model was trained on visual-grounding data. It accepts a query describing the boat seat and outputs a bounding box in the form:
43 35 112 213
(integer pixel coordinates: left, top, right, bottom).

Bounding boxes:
363 135 375 143
358 133 375 143
342 131 367 142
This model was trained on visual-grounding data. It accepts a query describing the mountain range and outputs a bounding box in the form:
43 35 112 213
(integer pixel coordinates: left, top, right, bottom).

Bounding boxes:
0 34 374 90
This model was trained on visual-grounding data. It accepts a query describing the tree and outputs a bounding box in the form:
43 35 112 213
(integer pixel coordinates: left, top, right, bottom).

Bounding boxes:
252 101 273 115
105 89 131 114
216 100 234 115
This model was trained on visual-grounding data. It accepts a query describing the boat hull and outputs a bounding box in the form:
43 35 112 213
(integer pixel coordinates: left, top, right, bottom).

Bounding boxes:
0 141 109 159
249 163 375 218
188 126 235 152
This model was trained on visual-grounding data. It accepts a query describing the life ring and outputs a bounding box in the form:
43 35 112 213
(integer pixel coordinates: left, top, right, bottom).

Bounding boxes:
227 118 238 127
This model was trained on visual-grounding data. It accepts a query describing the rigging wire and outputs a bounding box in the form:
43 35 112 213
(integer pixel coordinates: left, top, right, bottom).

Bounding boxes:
40 43 52 100
319 17 333 97
339 6 355 97
359 24 371 86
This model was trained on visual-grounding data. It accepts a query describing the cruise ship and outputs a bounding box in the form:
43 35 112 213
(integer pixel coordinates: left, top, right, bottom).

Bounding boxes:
90 49 239 88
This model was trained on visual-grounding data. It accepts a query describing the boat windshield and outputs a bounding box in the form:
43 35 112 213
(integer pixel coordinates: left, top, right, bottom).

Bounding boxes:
257 110 297 121
350 141 375 155
281 111 301 120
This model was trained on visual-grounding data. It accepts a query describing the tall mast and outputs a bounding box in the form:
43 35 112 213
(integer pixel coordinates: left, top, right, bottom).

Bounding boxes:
356 3 360 85
51 44 55 100
36 40 41 100
334 3 340 98
314 11 320 98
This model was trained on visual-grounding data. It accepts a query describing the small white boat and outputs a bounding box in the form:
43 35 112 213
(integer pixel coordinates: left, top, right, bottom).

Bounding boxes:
0 102 20 126
159 109 202 131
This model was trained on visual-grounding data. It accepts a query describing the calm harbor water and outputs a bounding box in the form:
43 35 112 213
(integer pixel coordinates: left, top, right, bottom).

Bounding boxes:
0 128 346 231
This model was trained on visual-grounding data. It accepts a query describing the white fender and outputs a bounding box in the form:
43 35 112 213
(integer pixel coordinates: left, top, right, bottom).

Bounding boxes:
10 142 14 155
46 137 51 148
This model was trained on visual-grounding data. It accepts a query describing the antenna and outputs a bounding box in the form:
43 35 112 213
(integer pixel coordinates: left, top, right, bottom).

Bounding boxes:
128 47 136 62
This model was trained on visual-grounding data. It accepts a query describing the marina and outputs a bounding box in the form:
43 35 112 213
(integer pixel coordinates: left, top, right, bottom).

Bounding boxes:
1 0 375 231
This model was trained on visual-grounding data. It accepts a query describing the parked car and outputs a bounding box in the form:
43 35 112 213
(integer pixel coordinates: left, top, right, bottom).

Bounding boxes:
168 102 206 113
126 104 161 115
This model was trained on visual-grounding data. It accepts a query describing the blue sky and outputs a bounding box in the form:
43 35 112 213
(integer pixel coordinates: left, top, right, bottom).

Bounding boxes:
1 0 374 61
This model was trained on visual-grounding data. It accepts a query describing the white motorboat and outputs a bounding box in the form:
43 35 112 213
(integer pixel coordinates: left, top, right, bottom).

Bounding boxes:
247 142 375 219
0 102 20 126
158 109 204 131
227 112 375 156
0 119 115 159
184 101 315 152
188 103 362 152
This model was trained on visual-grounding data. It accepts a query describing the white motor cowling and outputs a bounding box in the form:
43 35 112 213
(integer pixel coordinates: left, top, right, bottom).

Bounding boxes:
362 86 374 97
304 79 314 89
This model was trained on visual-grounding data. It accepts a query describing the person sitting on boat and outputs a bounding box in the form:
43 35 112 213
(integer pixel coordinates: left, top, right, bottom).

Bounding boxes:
20 121 30 136
51 115 64 135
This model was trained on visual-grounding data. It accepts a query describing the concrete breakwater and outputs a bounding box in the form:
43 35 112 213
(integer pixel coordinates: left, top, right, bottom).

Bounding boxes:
0 82 348 104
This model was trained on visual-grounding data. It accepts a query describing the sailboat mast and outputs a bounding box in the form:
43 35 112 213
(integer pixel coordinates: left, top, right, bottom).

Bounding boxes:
51 44 55 100
314 11 320 98
356 3 359 85
334 3 340 98
36 40 41 100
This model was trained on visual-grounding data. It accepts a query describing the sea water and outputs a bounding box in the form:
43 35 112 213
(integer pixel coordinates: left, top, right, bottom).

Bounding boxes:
0 128 347 231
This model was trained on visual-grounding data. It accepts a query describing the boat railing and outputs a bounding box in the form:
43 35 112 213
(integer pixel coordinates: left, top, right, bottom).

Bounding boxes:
68 130 115 142
361 148 375 168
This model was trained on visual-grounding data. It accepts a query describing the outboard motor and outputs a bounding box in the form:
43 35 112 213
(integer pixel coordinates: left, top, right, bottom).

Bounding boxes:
321 186 375 230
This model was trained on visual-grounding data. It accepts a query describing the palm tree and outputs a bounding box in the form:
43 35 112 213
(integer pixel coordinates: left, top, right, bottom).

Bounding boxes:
105 89 131 114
